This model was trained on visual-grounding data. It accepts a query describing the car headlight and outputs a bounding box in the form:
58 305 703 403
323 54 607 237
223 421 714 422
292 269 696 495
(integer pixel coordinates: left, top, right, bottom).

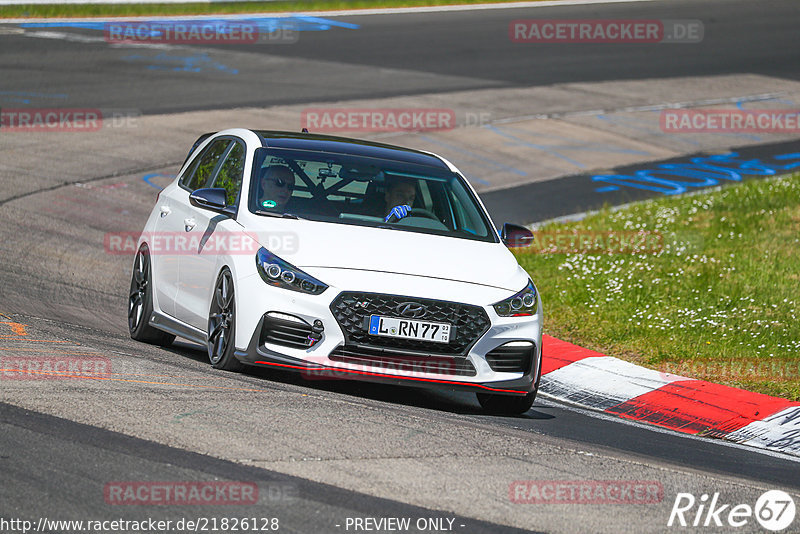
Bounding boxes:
493 280 537 317
256 248 328 295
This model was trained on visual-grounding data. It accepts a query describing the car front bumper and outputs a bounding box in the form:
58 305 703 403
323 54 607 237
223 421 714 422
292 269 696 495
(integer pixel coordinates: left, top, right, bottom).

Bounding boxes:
233 271 542 396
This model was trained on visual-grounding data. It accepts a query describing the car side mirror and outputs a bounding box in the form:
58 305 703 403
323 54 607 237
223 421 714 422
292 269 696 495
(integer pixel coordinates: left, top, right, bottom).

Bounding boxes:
501 223 534 248
189 188 229 213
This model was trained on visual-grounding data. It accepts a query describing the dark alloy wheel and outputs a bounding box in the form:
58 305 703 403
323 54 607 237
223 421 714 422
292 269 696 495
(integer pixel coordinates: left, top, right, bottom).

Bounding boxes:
207 269 244 372
128 246 175 346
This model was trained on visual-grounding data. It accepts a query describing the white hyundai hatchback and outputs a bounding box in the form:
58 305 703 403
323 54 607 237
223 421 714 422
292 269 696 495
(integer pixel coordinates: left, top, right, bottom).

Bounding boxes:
129 129 542 414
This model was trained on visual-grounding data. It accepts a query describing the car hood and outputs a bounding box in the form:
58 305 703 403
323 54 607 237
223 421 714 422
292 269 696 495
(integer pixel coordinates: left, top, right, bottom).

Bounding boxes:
249 219 527 292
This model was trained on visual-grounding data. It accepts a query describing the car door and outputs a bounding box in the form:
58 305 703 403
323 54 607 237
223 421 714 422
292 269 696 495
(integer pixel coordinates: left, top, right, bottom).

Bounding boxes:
150 139 226 317
175 138 246 331
160 137 231 325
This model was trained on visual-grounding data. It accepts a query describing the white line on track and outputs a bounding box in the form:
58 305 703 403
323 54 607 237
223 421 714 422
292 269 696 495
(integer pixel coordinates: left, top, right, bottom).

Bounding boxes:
282 0 662 17
0 0 660 23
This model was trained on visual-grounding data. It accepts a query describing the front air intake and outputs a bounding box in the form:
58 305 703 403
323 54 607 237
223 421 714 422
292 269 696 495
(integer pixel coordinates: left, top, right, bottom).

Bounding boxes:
261 313 313 349
485 342 535 373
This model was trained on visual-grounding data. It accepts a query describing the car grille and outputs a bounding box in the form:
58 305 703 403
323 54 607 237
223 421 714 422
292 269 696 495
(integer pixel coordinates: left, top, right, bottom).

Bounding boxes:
329 345 476 376
261 315 312 349
485 342 535 373
330 292 490 356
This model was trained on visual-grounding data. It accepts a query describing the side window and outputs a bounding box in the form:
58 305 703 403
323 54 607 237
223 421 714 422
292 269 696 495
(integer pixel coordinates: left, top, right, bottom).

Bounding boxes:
180 139 230 191
212 142 245 206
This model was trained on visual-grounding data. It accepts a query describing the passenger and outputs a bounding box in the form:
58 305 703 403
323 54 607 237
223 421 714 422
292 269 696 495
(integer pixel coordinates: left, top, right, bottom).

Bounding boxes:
257 165 295 212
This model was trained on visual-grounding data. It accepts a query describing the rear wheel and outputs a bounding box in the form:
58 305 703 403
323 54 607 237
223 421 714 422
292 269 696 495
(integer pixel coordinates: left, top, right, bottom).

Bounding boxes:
207 269 244 372
128 246 175 346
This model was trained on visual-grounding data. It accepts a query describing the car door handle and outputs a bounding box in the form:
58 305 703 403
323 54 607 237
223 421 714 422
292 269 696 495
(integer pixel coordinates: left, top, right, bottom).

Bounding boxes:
184 218 196 231
160 206 171 218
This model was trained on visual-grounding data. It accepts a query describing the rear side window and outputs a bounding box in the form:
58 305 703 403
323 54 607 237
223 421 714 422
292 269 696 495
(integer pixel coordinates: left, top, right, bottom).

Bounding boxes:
180 139 230 191
211 142 246 206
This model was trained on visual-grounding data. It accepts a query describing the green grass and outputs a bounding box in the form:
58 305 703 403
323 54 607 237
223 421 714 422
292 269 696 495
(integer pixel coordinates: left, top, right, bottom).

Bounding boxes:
0 0 540 19
516 174 800 401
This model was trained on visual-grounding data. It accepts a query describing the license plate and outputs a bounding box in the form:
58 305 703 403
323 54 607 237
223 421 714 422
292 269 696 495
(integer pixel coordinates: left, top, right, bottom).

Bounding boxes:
368 315 451 344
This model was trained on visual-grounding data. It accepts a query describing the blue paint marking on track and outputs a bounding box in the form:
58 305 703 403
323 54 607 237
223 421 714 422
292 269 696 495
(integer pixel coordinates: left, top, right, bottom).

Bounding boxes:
122 52 237 74
143 173 172 190
0 91 68 104
592 151 800 196
774 153 800 169
18 16 358 75
18 15 359 32
288 14 360 30
462 173 490 186
19 21 105 29
763 98 798 108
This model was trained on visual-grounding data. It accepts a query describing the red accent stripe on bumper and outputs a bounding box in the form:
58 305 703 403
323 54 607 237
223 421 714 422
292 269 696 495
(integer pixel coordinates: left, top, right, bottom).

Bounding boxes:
253 360 527 394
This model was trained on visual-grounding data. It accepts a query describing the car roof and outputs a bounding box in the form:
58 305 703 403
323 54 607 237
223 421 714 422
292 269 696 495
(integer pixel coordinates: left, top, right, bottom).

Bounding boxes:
253 130 449 170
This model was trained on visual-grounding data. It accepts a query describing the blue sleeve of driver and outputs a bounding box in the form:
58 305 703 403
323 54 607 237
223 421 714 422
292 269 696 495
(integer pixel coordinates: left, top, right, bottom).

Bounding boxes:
384 205 411 222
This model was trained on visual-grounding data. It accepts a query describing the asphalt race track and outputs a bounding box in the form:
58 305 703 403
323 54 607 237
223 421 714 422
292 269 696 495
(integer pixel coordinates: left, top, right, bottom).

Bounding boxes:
3 0 799 113
1 0 800 533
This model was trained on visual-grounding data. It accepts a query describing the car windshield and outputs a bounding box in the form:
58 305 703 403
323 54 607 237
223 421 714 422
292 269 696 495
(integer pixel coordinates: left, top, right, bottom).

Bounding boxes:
248 148 497 243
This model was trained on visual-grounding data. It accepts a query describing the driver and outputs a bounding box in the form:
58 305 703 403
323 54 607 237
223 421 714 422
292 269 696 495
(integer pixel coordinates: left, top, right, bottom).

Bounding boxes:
257 165 295 212
383 177 416 222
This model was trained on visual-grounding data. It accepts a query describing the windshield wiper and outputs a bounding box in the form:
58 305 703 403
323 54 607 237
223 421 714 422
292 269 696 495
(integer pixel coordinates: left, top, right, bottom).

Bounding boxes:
254 210 304 220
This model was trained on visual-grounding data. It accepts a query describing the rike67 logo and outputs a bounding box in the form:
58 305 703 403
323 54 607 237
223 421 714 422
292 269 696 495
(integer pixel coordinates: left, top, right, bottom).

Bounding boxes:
668 490 796 531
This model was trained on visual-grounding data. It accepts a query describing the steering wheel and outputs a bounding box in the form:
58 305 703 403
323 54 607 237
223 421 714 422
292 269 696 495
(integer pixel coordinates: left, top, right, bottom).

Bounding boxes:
385 208 440 223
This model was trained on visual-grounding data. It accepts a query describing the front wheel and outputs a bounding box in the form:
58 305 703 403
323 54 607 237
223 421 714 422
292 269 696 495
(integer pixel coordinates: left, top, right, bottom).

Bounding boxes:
207 269 244 372
476 391 536 415
478 351 542 415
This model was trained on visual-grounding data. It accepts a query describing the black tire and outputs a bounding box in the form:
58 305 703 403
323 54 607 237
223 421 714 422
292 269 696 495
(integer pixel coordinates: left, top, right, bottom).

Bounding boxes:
128 245 175 346
478 351 541 415
207 268 245 372
477 391 536 415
